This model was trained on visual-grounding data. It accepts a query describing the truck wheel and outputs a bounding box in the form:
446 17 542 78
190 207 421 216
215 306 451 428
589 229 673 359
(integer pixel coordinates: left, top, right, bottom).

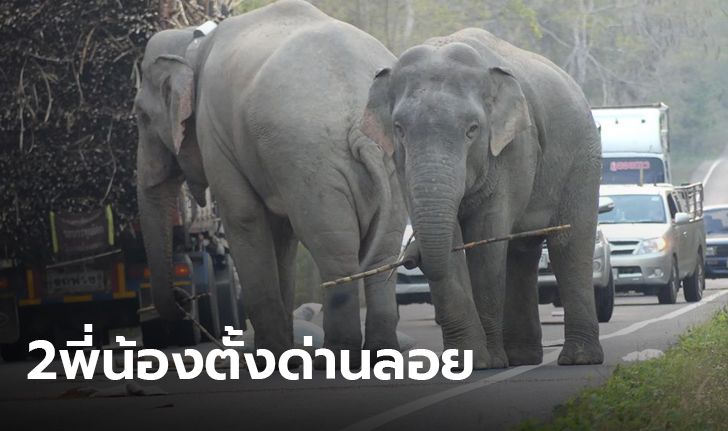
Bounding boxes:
683 254 705 303
595 273 615 323
197 254 221 341
1 341 27 362
141 320 169 349
657 257 679 304
552 296 562 308
216 256 242 332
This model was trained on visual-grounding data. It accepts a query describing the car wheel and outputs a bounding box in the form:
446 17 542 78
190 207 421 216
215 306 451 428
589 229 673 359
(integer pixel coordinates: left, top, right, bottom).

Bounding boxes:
657 257 679 304
683 254 705 303
595 272 615 322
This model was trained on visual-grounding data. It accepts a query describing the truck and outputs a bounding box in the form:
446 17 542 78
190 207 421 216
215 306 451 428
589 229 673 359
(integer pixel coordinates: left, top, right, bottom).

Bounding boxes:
598 183 706 304
0 187 244 361
592 103 671 185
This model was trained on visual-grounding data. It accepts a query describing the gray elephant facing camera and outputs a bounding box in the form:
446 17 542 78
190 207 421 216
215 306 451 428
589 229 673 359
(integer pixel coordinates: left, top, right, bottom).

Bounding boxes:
362 28 603 369
135 0 406 363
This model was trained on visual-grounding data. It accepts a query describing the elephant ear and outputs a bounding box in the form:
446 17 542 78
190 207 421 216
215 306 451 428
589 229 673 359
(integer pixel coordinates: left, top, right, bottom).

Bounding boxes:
361 68 395 156
488 67 532 157
154 54 195 155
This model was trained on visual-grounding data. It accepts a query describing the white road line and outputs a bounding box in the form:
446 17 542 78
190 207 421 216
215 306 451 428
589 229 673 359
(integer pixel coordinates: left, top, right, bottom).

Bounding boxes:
342 289 728 431
702 158 723 187
542 289 728 346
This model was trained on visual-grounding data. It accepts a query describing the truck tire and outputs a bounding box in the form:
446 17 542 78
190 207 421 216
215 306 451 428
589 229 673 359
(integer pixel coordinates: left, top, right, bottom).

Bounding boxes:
595 273 615 323
683 254 705 303
141 320 169 349
552 296 562 308
197 254 221 341
216 255 242 332
1 341 27 362
657 257 679 305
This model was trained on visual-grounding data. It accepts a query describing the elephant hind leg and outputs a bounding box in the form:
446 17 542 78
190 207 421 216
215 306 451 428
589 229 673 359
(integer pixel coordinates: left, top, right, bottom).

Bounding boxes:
211 175 293 357
270 216 298 322
503 237 544 366
288 194 365 366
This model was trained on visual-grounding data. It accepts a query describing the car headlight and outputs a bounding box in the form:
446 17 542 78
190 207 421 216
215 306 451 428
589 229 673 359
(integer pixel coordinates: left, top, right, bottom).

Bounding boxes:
593 231 605 258
636 236 668 254
706 246 716 257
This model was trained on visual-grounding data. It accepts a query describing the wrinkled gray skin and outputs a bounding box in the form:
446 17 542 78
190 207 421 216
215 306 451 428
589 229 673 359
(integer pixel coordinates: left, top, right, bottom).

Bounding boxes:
362 28 603 369
135 0 405 362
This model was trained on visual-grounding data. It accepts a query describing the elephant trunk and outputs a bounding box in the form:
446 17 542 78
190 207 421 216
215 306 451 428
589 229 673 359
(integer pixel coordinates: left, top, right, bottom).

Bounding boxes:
353 135 394 271
408 161 463 282
138 176 184 321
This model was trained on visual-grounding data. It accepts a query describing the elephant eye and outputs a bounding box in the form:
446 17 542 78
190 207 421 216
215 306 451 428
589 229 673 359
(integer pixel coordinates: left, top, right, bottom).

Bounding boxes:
137 110 151 126
466 124 479 140
394 122 405 139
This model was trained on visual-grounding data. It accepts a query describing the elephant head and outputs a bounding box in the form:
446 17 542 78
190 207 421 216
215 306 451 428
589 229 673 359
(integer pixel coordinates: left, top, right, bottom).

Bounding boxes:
134 28 210 320
361 43 532 281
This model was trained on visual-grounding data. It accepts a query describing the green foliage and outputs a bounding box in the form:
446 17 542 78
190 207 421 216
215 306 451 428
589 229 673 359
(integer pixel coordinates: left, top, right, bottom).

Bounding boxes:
516 307 728 430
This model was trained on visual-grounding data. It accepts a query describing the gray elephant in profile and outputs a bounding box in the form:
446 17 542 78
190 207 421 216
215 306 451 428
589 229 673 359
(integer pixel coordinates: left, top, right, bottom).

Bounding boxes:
362 28 603 368
134 0 405 362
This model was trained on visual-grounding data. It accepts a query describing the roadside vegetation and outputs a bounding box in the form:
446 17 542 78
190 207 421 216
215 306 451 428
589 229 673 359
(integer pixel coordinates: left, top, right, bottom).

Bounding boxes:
517 307 728 431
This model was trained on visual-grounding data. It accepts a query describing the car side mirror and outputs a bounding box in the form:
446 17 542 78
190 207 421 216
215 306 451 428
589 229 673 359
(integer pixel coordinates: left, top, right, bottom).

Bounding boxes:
674 212 690 225
598 197 615 214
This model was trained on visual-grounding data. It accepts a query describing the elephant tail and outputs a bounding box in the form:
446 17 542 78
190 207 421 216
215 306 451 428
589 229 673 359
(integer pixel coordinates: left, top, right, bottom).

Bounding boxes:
349 127 396 271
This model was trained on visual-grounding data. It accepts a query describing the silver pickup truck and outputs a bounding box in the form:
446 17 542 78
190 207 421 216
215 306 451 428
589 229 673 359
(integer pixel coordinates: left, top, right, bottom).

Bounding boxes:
598 183 706 303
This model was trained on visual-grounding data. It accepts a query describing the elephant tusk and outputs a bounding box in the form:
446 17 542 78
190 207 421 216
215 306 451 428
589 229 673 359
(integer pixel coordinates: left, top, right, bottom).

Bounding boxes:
321 224 571 288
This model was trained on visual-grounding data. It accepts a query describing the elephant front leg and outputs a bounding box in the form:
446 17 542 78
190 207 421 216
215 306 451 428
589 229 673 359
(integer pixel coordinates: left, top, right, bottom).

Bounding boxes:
362 261 400 354
503 238 544 366
463 223 510 369
425 225 492 369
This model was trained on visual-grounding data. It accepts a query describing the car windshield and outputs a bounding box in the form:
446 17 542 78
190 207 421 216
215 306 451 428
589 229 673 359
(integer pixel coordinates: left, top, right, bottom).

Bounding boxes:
598 194 667 224
704 208 728 237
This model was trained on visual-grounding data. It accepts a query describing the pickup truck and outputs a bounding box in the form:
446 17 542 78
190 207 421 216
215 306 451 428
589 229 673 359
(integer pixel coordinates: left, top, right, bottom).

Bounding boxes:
598 183 706 304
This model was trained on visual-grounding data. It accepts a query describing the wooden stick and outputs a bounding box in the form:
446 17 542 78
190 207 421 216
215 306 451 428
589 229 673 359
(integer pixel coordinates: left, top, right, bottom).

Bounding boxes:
386 229 415 282
452 224 570 251
321 224 571 288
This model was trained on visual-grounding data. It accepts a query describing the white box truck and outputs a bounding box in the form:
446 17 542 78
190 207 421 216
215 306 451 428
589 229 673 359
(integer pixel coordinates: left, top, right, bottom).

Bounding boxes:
592 103 671 185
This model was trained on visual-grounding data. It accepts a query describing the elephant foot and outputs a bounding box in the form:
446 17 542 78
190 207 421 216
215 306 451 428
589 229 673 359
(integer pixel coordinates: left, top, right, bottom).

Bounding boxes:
557 339 604 365
486 346 509 369
505 343 543 366
470 346 496 370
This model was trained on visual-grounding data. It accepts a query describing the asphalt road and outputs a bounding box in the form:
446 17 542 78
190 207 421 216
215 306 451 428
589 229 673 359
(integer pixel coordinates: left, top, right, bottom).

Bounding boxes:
2 283 728 431
2 154 728 431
